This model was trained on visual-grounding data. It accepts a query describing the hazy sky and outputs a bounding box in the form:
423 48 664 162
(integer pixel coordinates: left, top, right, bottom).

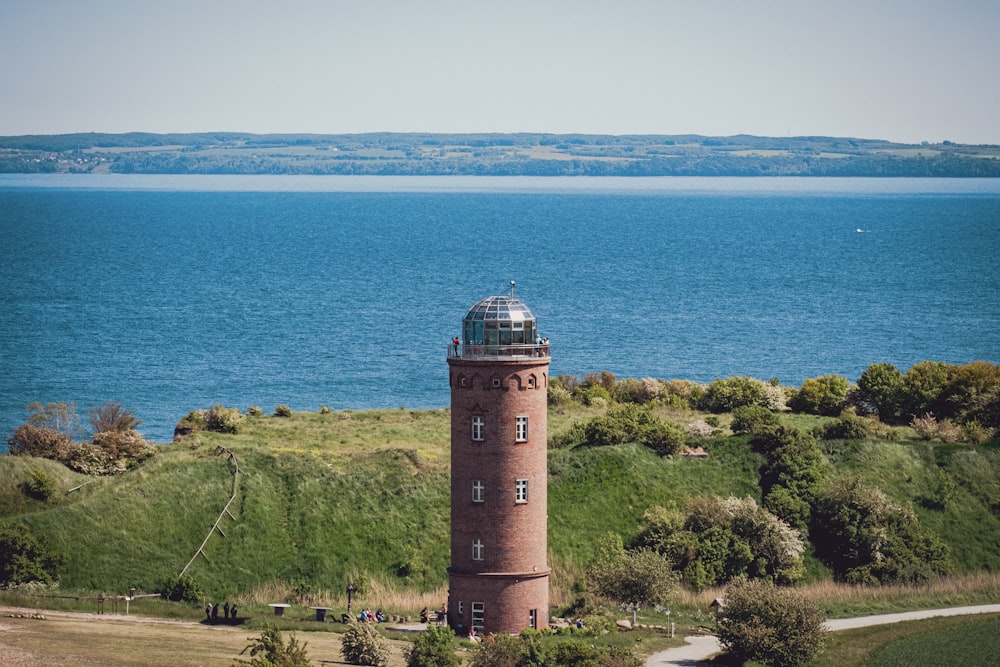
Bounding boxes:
2 0 998 143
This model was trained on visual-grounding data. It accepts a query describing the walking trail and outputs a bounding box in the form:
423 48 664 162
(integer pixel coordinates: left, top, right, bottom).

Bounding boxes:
645 604 1000 666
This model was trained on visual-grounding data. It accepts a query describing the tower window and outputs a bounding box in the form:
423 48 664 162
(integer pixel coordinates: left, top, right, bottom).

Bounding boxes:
492 377 501 388
472 602 485 632
471 416 484 441
472 479 484 503
515 479 528 503
515 416 528 442
472 539 484 561
529 608 537 629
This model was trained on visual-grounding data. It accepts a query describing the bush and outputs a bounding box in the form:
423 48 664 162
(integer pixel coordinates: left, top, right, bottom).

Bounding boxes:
731 404 780 435
340 621 389 667
236 625 310 667
6 423 73 459
21 466 56 501
404 625 459 667
813 412 875 440
811 477 951 584
615 377 662 404
247 405 264 417
91 429 154 460
717 578 826 667
701 376 769 413
160 574 204 602
789 374 850 416
87 401 142 434
205 404 245 434
274 405 293 418
0 525 65 586
910 413 963 443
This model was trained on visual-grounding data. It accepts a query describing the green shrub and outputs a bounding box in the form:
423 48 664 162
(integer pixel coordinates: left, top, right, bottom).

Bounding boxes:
717 578 826 667
21 466 56 501
274 405 293 418
812 477 951 584
160 574 204 602
236 625 311 667
813 412 875 440
731 404 780 435
247 405 264 417
340 621 389 667
205 405 245 434
701 377 768 413
0 525 65 586
856 362 904 422
615 377 662 404
789 374 850 416
404 625 459 667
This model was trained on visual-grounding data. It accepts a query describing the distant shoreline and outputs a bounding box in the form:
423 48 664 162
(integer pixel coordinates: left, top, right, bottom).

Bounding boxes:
2 131 999 177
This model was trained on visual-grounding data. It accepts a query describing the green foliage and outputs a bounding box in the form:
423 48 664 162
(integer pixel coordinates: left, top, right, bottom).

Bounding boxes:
206 405 245 434
21 466 56 501
756 427 826 531
274 405 293 418
340 621 390 667
235 625 310 667
0 524 65 586
717 578 826 667
578 404 686 455
856 362 904 422
467 631 641 667
404 625 460 667
637 497 805 590
587 533 678 611
731 404 780 435
789 374 851 416
812 412 877 440
161 574 204 602
701 376 768 413
900 361 952 420
811 477 951 584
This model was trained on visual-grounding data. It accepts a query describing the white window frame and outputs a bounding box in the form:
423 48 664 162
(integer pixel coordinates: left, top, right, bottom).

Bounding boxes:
458 601 463 617
472 602 485 631
515 478 528 503
515 415 528 442
471 415 484 441
472 539 483 561
472 479 484 503
529 608 537 629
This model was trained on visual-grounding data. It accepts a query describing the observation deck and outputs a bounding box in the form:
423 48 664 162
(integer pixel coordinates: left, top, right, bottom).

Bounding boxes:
447 289 550 361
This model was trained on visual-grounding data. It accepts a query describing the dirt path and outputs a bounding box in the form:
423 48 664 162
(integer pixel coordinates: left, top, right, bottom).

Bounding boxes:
645 604 1000 666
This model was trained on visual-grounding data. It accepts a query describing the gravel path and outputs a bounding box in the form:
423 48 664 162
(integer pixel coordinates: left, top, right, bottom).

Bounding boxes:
645 604 1000 666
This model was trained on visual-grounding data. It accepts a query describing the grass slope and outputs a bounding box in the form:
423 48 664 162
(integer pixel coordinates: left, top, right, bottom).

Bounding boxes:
3 407 1000 608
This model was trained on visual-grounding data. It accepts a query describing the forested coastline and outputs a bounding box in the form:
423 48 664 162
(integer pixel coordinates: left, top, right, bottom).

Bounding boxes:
3 131 999 177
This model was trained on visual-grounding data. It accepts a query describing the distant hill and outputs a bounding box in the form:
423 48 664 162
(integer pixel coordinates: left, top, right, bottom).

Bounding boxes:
2 132 999 177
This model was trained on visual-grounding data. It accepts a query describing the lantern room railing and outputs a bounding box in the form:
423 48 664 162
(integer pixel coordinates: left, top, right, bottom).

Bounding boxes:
447 343 550 360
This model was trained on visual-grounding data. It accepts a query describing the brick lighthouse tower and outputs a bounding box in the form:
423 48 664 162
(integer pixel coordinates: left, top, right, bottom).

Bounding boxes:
446 282 550 636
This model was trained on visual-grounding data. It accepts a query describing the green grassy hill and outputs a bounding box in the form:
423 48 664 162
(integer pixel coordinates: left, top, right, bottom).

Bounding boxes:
3 405 999 609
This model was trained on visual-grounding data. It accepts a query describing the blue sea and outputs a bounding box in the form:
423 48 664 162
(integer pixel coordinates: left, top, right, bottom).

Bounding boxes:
2 175 999 445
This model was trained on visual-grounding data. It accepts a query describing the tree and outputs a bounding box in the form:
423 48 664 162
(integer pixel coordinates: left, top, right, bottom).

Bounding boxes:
716 578 826 667
811 477 951 584
404 625 460 667
900 361 951 420
236 625 310 667
341 621 390 667
789 374 850 416
587 533 678 625
856 362 904 422
0 525 65 586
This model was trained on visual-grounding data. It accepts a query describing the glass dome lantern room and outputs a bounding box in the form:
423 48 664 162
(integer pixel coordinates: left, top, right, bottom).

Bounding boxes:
462 295 537 348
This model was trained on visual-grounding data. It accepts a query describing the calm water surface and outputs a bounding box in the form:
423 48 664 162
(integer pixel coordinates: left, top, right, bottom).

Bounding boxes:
2 175 998 444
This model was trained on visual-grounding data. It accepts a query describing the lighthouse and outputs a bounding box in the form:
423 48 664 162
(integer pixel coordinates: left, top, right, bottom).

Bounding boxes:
446 283 550 635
